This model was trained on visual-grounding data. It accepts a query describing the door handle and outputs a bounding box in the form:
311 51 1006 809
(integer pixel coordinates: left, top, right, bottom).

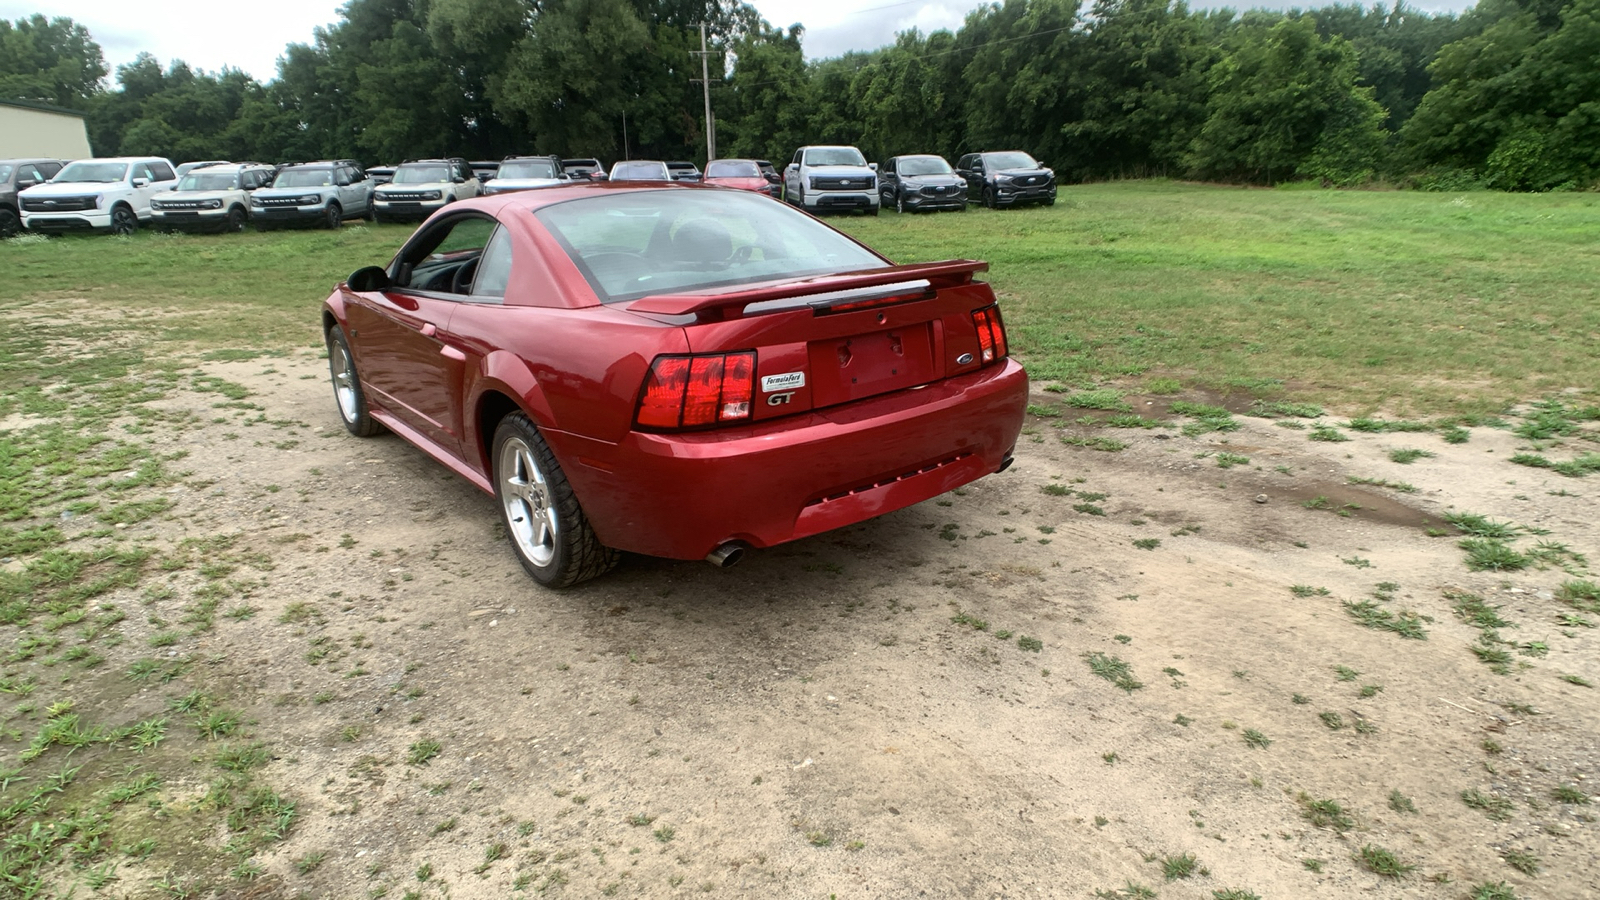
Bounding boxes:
419 322 437 337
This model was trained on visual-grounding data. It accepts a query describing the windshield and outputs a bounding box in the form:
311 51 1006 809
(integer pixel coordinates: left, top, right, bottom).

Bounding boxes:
537 189 887 304
56 162 128 184
803 147 866 167
178 172 239 191
499 160 559 179
394 165 451 184
273 168 334 188
611 162 669 181
899 157 953 176
984 152 1039 170
705 160 759 178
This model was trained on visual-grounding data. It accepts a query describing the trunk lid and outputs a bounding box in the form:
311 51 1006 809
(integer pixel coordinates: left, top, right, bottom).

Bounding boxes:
624 260 1003 422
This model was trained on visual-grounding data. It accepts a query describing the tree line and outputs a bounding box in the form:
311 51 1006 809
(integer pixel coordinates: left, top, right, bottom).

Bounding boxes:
2 0 1596 190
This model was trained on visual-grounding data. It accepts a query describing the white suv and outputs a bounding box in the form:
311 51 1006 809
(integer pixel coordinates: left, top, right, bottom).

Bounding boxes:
151 163 277 233
373 158 479 222
20 156 179 235
783 145 879 216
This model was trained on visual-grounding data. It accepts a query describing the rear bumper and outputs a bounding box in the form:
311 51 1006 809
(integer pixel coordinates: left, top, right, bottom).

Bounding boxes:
546 359 1027 559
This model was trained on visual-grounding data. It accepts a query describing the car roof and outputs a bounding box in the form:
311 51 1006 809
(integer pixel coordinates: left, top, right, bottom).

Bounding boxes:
435 180 717 216
666 161 698 167
64 157 171 164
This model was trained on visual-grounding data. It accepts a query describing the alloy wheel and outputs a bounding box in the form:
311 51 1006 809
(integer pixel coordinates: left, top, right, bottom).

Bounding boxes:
498 436 558 568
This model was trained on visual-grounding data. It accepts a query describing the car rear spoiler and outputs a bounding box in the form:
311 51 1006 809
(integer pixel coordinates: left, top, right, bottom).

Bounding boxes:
626 259 989 319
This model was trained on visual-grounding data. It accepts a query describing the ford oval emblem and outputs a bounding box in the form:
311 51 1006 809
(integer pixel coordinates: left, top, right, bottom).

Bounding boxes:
957 352 975 365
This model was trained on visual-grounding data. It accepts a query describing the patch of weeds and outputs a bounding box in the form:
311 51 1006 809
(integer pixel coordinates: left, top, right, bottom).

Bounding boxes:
1298 794 1354 832
1556 579 1600 613
1308 424 1349 442
1215 452 1249 468
1145 377 1181 394
1241 728 1271 749
1211 890 1261 900
1334 665 1359 681
1552 785 1590 804
1302 858 1323 873
1290 584 1329 598
407 740 441 766
1501 849 1539 875
1459 537 1532 572
1561 673 1592 686
1062 434 1128 452
1318 711 1344 730
1342 599 1427 639
1017 636 1042 652
1161 852 1198 880
1132 538 1160 551
1461 788 1514 821
1073 502 1106 516
1026 404 1061 418
1301 495 1331 510
1084 652 1142 692
1250 399 1322 418
1356 844 1415 877
950 610 989 631
1443 512 1519 538
1102 413 1164 429
1173 714 1191 726
1388 448 1435 464
1469 883 1518 900
1041 483 1072 497
1170 401 1238 436
654 825 676 843
1059 389 1130 411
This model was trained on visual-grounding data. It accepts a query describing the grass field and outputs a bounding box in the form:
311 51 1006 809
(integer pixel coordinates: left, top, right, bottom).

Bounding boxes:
4 181 1598 414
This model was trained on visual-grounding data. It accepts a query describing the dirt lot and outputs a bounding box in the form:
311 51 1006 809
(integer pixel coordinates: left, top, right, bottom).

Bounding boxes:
18 348 1600 899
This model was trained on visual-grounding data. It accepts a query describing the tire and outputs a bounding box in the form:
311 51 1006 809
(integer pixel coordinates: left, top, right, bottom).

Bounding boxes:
323 203 342 229
492 412 618 588
982 187 997 210
0 207 19 238
867 204 879 217
326 325 383 437
895 191 905 214
1044 197 1056 207
361 203 376 223
110 205 138 235
226 207 247 233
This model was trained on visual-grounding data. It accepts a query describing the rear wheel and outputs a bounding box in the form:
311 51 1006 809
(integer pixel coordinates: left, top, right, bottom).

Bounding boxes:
0 207 19 238
493 413 618 588
110 205 138 235
326 325 382 437
323 203 342 229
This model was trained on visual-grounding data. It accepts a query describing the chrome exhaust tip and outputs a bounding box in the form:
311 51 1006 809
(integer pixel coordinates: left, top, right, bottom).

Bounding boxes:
706 542 746 568
996 455 1015 473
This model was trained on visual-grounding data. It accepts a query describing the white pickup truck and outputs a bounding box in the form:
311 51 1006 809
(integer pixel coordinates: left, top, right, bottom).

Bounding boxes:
20 157 179 235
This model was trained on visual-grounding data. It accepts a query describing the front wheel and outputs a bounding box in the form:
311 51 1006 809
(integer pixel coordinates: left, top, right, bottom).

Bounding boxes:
226 207 247 233
895 192 905 214
867 204 879 217
323 203 342 229
493 413 618 588
982 187 997 210
326 325 382 437
110 205 138 235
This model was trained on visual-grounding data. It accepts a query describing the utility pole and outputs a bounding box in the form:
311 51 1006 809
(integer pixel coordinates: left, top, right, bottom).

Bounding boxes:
692 23 717 162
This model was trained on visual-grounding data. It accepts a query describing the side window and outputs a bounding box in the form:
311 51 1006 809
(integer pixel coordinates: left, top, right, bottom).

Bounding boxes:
38 161 62 178
20 165 44 184
398 216 498 294
471 226 513 299
792 150 802 165
149 161 175 181
132 163 154 182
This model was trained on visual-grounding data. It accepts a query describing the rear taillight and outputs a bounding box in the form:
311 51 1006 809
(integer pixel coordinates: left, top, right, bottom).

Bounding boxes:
635 352 756 430
971 305 1008 364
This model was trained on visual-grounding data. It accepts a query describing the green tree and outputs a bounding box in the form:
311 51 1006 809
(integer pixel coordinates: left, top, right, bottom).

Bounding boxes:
0 14 106 108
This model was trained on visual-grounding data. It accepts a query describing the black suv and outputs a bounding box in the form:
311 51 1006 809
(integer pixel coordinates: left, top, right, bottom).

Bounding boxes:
878 155 968 214
563 158 608 182
1 158 64 237
955 151 1056 209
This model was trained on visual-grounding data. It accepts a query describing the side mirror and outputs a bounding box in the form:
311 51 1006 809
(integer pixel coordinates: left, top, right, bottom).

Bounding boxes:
453 176 466 183
347 266 391 292
1036 161 1047 169
132 177 149 187
766 173 780 184
337 177 351 187
17 179 36 189
869 162 878 171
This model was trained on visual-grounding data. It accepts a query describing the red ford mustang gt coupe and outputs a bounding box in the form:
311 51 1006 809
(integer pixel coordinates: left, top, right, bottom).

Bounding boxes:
322 182 1027 587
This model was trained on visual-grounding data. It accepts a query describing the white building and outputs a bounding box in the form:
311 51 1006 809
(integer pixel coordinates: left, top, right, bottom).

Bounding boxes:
0 98 93 160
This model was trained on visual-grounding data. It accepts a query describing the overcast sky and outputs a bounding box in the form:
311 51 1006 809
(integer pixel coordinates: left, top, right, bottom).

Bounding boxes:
2 0 1477 85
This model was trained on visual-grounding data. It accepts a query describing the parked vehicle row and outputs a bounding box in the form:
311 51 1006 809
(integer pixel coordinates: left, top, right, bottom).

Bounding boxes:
3 145 1055 238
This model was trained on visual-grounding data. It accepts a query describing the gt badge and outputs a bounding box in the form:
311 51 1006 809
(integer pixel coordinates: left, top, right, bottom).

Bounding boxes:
767 392 795 406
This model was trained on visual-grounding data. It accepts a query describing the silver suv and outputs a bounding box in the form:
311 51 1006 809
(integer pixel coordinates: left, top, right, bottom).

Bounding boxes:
783 146 879 216
151 163 276 233
250 160 374 230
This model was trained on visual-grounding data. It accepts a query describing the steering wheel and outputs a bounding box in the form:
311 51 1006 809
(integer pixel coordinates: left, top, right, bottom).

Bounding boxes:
729 244 756 264
451 259 479 295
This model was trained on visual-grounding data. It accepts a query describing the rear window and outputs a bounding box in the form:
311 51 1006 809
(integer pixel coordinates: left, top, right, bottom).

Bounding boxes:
536 189 887 304
705 160 759 178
